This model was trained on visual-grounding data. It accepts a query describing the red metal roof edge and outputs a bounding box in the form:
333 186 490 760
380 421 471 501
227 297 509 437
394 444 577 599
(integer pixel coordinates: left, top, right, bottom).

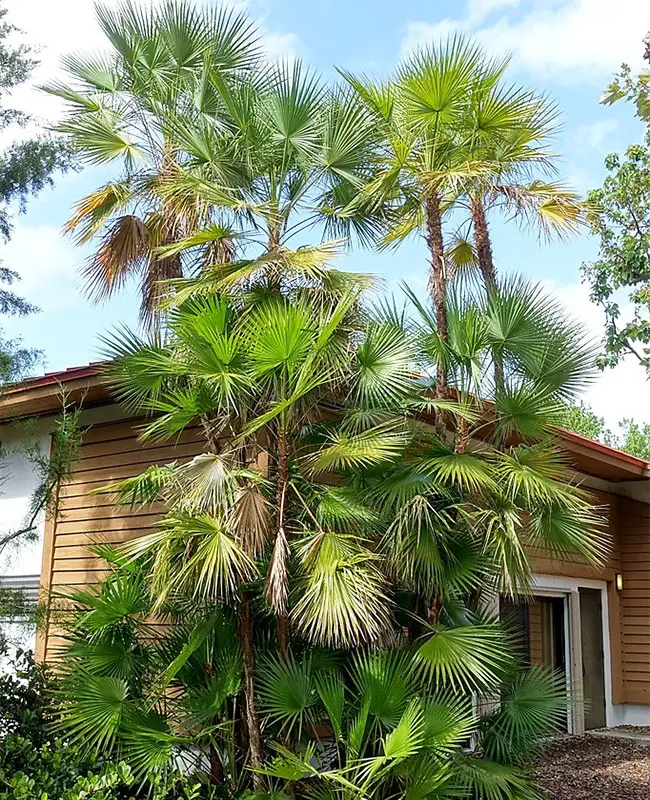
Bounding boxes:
3 363 105 394
557 426 650 473
4 363 650 473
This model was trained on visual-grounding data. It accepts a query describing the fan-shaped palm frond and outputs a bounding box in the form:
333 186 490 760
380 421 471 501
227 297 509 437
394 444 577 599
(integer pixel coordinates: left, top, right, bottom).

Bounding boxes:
415 622 514 692
292 530 391 646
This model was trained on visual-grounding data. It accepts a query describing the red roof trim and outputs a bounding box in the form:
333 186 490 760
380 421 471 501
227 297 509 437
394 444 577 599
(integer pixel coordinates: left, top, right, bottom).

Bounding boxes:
558 426 650 472
3 363 104 394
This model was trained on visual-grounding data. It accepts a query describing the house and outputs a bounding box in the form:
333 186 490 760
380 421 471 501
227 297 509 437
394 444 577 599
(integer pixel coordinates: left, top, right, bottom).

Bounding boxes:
0 364 648 732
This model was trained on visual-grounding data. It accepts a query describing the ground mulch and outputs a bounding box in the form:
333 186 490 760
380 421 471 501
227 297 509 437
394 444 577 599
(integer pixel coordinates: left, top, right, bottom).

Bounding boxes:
532 735 650 800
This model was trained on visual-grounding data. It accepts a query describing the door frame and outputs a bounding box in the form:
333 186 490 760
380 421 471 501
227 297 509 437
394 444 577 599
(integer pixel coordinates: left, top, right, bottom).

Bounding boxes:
531 574 612 733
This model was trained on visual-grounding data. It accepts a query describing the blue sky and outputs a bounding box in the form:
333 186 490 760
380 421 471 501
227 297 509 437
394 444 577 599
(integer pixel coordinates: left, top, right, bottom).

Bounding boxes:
1 0 649 426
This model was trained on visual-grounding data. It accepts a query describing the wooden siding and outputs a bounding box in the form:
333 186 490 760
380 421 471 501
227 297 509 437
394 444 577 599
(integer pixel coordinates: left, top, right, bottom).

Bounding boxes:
36 418 205 662
619 496 650 706
528 489 620 583
528 601 543 666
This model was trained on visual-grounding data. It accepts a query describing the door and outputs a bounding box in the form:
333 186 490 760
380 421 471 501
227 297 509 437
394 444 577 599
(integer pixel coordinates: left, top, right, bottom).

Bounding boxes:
579 588 606 730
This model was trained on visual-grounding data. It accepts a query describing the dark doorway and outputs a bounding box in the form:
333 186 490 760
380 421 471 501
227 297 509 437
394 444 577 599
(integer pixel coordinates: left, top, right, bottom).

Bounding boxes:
500 595 568 730
579 588 606 730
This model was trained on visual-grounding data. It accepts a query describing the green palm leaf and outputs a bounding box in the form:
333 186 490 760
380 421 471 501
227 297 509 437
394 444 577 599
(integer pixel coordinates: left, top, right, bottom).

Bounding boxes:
415 623 513 692
257 655 317 737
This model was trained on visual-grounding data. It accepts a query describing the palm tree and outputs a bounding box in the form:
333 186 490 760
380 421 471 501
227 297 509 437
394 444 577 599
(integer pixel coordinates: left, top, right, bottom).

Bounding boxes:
341 38 506 404
54 275 607 795
157 61 381 304
44 0 261 327
96 287 417 780
256 649 567 800
56 551 568 798
456 74 586 294
399 276 605 598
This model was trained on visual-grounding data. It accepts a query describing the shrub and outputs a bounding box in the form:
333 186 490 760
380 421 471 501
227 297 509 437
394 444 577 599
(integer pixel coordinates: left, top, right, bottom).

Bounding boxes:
0 651 217 800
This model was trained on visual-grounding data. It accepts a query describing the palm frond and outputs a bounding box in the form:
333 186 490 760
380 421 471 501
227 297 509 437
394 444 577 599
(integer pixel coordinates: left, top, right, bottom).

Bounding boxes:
415 622 514 692
292 530 391 647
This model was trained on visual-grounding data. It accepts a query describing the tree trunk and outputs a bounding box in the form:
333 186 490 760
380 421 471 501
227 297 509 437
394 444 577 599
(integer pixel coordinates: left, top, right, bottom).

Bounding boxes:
238 593 264 790
425 193 449 435
470 194 497 293
272 426 290 658
470 194 505 396
429 597 442 625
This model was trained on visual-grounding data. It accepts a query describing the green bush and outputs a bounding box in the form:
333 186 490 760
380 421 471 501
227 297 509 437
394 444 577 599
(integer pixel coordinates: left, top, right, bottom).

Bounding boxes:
0 651 216 800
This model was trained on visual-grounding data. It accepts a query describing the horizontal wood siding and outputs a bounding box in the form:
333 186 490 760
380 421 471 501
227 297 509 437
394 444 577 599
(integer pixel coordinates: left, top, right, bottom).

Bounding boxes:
38 417 649 709
528 490 620 581
41 418 205 662
528 601 543 666
619 496 650 705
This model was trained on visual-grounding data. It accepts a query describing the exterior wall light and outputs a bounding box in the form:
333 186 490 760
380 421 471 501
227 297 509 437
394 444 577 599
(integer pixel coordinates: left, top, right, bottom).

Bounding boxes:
615 573 624 592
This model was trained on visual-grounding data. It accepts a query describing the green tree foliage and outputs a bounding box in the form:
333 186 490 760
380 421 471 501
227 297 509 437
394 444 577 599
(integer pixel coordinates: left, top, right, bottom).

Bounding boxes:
46 1 375 327
0 651 218 799
50 276 603 797
583 36 650 372
559 401 650 460
0 2 74 382
0 5 73 241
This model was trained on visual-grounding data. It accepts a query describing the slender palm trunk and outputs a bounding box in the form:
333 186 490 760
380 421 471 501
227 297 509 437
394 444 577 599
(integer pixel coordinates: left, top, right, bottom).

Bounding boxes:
272 426 290 658
425 192 449 436
266 223 281 291
238 592 264 789
470 194 505 395
470 194 497 293
428 597 442 625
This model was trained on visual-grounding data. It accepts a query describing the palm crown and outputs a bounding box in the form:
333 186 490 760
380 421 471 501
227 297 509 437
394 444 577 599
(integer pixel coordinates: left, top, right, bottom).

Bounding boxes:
45 0 261 327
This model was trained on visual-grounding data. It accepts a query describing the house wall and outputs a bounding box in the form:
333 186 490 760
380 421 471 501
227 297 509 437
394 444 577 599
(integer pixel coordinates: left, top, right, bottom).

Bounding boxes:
528 488 650 722
618 496 650 708
32 412 650 725
37 416 205 661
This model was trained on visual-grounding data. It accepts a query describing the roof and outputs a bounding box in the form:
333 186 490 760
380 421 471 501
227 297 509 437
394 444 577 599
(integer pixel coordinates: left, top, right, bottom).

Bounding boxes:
1 363 649 483
3 363 105 393
0 363 109 419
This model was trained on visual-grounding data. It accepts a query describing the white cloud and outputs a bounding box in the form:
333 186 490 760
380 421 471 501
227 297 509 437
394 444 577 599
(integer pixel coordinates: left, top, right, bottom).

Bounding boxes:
402 0 650 80
1 0 302 126
261 31 302 62
467 0 520 24
574 119 619 151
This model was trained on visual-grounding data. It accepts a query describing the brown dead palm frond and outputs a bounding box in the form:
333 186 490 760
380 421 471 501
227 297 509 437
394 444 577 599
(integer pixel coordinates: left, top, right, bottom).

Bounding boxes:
230 483 270 558
65 182 133 244
81 214 150 302
494 180 588 240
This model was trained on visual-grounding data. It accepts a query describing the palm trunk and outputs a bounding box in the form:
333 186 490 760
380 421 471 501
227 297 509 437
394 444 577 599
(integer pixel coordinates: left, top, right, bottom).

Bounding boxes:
266 223 281 291
238 592 264 790
425 193 449 436
470 194 497 293
470 195 505 396
428 598 442 625
273 426 290 658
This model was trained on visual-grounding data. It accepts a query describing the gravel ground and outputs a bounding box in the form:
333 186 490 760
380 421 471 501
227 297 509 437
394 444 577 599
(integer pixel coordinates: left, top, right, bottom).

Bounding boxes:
533 735 650 800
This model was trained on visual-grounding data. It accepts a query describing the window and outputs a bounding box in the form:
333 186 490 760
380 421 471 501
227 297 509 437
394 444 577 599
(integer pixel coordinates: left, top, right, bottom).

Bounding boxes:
0 574 40 669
